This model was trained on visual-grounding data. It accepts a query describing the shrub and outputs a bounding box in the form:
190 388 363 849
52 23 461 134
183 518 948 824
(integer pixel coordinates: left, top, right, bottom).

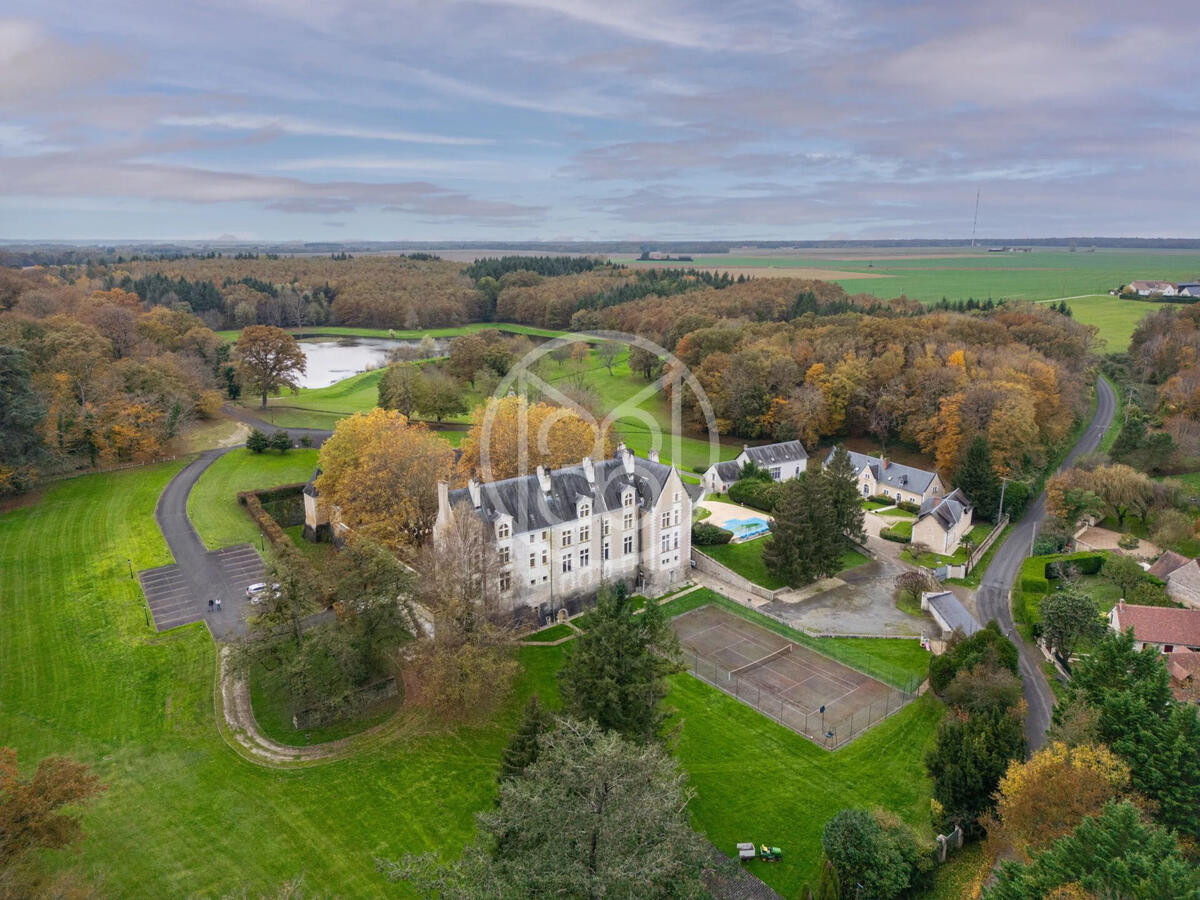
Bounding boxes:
269 430 293 452
246 428 269 453
897 500 921 514
299 434 313 448
691 522 733 546
881 524 912 543
1117 533 1140 550
728 478 782 511
930 622 1019 694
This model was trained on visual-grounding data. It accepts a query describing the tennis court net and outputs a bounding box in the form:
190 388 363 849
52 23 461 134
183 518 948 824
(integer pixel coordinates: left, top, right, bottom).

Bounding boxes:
728 642 793 679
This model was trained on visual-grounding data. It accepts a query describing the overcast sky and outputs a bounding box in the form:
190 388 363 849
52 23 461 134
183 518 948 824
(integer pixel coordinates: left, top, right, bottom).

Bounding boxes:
1 1 1196 242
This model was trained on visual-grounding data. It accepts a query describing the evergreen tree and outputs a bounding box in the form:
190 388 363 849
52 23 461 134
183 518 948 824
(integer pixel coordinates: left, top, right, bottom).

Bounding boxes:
499 695 552 782
0 345 44 494
824 447 865 547
557 585 681 744
925 705 1026 833
763 474 841 587
954 435 1000 520
245 428 269 453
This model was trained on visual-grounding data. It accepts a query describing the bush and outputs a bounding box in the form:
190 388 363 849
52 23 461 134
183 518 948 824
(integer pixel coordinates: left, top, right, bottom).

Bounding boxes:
269 430 293 452
246 428 269 453
930 622 1019 694
897 500 920 514
299 435 313 448
881 524 912 543
691 522 733 546
1117 533 1140 550
728 477 782 511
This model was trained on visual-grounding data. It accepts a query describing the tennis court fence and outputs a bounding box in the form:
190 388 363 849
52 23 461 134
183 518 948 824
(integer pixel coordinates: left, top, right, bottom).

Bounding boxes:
684 648 920 750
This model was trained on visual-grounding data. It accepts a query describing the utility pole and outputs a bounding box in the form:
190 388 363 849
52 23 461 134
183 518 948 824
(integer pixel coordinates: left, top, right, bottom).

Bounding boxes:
997 478 1007 522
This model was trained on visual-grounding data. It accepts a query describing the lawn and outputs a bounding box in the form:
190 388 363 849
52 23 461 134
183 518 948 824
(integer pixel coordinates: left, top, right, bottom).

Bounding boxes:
1059 294 1170 352
879 507 917 519
186 447 321 549
0 463 576 896
699 539 869 591
216 322 568 342
524 622 573 643
905 523 994 568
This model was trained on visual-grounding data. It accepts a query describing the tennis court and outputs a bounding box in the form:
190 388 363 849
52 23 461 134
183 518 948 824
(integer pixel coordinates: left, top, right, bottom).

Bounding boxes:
672 604 915 748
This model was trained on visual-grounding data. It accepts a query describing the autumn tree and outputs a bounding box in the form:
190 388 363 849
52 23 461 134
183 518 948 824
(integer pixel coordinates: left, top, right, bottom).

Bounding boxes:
235 325 306 407
456 394 612 482
377 364 424 417
446 333 487 385
380 718 714 899
0 747 105 866
984 742 1130 860
597 340 620 375
417 369 467 422
316 408 455 551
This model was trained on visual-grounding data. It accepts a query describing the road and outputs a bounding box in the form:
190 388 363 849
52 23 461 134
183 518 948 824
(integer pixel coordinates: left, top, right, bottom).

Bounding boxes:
975 375 1116 750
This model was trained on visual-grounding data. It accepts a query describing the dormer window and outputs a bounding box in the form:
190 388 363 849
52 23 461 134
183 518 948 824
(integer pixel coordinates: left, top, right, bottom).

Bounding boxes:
579 502 590 519
497 522 510 540
623 491 635 508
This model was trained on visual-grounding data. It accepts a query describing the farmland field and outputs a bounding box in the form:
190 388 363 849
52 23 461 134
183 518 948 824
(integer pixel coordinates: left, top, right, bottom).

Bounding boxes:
1056 294 1168 351
616 248 1200 306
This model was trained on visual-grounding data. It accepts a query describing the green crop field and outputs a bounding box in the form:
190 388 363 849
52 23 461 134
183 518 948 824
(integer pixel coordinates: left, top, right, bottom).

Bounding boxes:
187 447 321 548
617 248 1200 306
1055 294 1169 351
0 463 577 897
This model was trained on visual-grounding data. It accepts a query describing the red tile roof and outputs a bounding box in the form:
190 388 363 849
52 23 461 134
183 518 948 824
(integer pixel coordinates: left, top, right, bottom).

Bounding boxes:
1167 647 1200 683
1148 550 1190 580
1111 603 1200 647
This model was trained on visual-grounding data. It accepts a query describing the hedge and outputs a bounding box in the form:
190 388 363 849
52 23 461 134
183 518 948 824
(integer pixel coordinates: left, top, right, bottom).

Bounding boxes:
692 522 734 546
881 523 912 543
238 488 316 581
727 478 782 512
1018 551 1108 594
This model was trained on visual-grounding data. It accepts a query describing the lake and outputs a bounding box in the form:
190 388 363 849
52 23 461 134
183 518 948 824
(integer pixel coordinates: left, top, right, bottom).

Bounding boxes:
296 338 447 388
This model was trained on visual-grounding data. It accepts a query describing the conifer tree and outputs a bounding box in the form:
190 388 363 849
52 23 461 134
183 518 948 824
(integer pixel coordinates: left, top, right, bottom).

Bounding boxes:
955 435 1000 520
824 447 865 547
499 694 553 782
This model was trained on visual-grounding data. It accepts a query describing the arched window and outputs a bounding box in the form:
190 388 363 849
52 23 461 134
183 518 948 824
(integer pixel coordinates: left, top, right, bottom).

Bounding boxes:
497 522 510 540
579 502 591 518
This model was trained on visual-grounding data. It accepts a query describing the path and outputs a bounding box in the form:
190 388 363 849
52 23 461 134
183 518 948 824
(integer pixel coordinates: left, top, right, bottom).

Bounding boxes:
976 376 1116 750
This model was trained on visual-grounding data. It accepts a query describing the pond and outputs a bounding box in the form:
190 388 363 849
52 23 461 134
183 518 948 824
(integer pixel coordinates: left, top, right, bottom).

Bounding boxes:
296 337 447 389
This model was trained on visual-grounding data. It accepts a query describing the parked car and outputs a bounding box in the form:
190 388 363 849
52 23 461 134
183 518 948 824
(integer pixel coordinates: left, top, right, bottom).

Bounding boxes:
245 582 280 604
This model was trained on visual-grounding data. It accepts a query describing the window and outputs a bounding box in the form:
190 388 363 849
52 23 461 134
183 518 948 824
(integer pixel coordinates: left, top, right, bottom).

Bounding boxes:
561 552 573 573
862 485 869 495
661 533 671 553
561 530 572 547
529 552 537 569
623 535 634 555
540 530 548 541
499 573 511 592
579 525 589 543
499 546 510 564
579 502 590 518
579 547 590 567
674 491 680 502
623 491 634 508
673 531 679 550
541 549 548 565
602 519 610 536
623 512 634 530
770 466 781 480
602 541 610 561
497 522 510 540
661 511 671 528
673 509 680 526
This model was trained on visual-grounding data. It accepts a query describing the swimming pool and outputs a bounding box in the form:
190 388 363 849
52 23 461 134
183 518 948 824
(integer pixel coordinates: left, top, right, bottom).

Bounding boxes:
722 516 772 542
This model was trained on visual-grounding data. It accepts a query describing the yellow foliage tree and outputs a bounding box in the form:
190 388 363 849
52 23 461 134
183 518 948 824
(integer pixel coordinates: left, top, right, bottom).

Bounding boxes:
984 741 1130 861
316 408 455 552
457 395 613 483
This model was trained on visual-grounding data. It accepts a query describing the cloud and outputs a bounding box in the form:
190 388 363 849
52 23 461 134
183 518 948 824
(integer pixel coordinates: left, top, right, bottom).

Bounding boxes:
0 18 130 108
160 113 493 146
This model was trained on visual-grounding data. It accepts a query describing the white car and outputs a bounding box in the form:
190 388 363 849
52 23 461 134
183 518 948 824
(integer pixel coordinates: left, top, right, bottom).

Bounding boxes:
245 582 280 604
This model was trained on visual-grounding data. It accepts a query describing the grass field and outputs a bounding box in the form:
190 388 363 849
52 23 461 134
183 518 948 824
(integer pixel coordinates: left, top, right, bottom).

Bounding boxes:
698 538 869 591
1059 294 1169 351
216 322 568 342
615 248 1200 307
186 447 320 549
0 463 575 897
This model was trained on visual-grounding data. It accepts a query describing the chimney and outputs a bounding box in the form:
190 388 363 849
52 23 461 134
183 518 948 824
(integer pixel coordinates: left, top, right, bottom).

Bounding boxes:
622 450 635 476
582 456 595 484
743 444 749 452
648 448 659 463
536 465 551 493
616 441 627 457
467 478 481 508
881 457 889 470
437 480 450 525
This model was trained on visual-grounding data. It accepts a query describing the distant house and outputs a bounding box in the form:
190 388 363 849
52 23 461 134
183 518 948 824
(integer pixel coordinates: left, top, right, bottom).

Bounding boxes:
1146 551 1200 609
912 489 974 555
701 440 808 494
826 448 945 507
1128 280 1178 297
1166 648 1200 703
922 590 982 637
1178 282 1200 298
1108 601 1200 653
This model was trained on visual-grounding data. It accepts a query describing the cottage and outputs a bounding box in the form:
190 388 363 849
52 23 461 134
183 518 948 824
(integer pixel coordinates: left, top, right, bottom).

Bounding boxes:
1146 551 1200 610
434 446 695 625
912 489 974 555
1108 601 1200 653
1178 282 1200 298
1127 280 1178 297
701 440 808 494
826 448 944 507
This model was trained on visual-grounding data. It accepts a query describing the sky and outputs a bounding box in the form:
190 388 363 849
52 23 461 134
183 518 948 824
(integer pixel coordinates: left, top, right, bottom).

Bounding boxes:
0 0 1196 242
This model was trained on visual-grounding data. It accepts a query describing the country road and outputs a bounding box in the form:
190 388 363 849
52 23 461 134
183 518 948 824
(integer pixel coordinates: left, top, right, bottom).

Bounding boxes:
975 375 1116 750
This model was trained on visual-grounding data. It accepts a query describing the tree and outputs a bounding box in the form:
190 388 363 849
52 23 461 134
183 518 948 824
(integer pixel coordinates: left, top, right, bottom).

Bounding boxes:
1090 463 1154 528
955 435 1000 521
894 568 940 608
1151 508 1194 551
234 325 306 408
929 622 1020 694
377 364 424 417
0 346 44 495
570 341 589 366
416 369 467 423
558 584 681 744
824 446 865 547
984 742 1130 860
628 345 658 379
1104 553 1146 598
942 663 1023 716
1039 588 1103 660
985 801 1199 900
499 695 553 782
822 808 927 900
380 718 714 899
246 427 269 453
763 474 842 587
446 333 488 385
597 341 620 375
316 409 455 551
0 747 105 865
269 429 292 453
925 705 1026 832
457 395 611 482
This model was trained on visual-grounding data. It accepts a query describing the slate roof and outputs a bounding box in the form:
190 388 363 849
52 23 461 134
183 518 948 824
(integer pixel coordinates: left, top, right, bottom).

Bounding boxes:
1149 550 1191 580
1111 603 1200 647
710 460 742 483
925 590 982 636
303 467 321 497
741 440 808 465
827 448 938 494
917 488 972 531
448 452 679 533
